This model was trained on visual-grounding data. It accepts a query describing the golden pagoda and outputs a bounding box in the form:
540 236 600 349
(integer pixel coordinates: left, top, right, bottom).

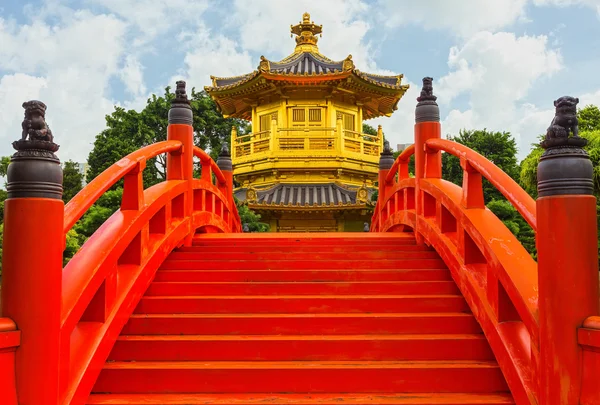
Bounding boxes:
205 12 409 232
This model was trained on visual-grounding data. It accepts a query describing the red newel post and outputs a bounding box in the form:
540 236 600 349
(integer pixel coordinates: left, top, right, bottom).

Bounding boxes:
537 96 599 405
414 77 441 242
2 100 64 404
167 81 194 245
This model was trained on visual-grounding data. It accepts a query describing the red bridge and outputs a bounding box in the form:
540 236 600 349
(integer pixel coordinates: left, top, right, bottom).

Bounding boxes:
0 80 598 405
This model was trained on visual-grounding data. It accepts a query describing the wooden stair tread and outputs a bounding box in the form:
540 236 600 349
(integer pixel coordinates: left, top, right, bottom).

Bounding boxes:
87 392 515 404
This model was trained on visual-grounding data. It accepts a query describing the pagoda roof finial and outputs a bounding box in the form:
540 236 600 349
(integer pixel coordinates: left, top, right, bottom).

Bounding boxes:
290 12 322 50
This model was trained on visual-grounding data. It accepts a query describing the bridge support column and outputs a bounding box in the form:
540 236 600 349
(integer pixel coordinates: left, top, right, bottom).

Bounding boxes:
167 81 194 246
2 100 63 404
537 96 599 405
414 77 441 243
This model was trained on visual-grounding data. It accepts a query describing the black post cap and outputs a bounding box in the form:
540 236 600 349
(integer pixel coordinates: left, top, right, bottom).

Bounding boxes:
415 77 440 123
379 140 394 170
168 80 193 125
216 143 233 172
537 96 594 197
7 100 62 199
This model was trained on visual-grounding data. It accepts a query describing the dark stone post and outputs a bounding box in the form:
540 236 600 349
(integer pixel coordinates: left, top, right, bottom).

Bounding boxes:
376 140 394 230
2 100 63 404
537 96 599 405
217 143 236 230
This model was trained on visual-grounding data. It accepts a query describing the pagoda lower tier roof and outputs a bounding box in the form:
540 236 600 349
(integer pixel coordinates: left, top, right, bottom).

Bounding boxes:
235 183 376 208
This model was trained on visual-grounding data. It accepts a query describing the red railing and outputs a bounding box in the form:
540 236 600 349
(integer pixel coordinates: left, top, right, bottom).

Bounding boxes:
373 135 539 404
58 133 240 404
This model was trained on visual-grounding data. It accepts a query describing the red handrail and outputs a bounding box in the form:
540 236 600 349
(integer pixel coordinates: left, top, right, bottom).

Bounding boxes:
193 146 227 185
63 140 183 234
386 144 415 183
425 138 537 230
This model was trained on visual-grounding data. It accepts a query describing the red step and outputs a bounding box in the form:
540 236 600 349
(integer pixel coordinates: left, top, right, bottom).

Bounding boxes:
108 334 493 361
90 234 512 403
87 392 514 404
160 259 447 270
93 360 508 394
178 244 432 253
122 312 483 335
167 251 440 261
154 269 452 282
145 281 460 296
134 295 469 314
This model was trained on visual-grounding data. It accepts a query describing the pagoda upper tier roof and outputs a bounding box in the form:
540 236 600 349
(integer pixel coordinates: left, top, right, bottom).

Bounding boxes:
204 12 408 120
207 51 405 91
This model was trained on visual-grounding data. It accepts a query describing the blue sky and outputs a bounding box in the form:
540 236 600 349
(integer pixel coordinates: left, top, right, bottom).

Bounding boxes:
1 0 599 162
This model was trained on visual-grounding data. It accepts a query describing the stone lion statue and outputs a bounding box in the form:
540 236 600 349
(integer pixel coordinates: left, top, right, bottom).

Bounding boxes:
21 100 54 143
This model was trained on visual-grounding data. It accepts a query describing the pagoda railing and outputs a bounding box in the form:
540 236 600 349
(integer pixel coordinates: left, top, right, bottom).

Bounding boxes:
232 125 382 163
0 82 241 405
371 78 599 405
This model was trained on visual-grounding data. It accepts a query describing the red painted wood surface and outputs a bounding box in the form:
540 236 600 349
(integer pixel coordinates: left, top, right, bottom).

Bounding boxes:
372 118 600 405
0 318 19 405
88 234 514 405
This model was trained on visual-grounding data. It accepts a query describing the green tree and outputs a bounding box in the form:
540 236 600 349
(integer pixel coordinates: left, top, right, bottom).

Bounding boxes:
442 129 520 203
63 160 84 203
0 156 10 178
236 198 269 232
487 199 536 258
362 123 377 136
578 105 600 132
74 188 123 238
87 86 249 185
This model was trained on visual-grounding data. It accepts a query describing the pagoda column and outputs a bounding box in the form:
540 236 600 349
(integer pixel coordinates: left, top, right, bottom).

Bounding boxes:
536 96 599 405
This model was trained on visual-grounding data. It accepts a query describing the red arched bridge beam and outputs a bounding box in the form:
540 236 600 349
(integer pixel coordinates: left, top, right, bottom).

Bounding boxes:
371 78 599 405
1 81 241 405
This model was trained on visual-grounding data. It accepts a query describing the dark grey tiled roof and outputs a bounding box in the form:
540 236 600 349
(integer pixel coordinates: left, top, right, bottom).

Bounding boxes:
269 53 343 75
257 183 356 206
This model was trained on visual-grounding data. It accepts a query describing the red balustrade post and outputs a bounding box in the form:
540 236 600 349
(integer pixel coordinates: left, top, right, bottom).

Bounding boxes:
167 81 194 245
414 77 441 243
536 97 599 405
377 140 394 229
1 100 63 404
216 143 234 230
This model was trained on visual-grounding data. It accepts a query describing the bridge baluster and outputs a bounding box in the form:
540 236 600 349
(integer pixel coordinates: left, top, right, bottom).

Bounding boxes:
1 100 63 404
459 158 485 209
121 159 146 211
536 96 599 405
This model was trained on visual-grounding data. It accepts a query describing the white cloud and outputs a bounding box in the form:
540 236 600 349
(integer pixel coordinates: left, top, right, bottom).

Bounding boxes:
120 55 147 96
0 11 127 161
174 23 255 89
533 0 600 17
377 0 529 37
433 31 562 158
89 0 211 45
231 0 382 71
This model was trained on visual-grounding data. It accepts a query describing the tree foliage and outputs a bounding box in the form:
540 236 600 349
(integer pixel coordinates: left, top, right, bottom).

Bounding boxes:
236 198 269 232
362 123 377 136
63 160 84 203
87 87 249 185
442 129 519 203
578 104 600 132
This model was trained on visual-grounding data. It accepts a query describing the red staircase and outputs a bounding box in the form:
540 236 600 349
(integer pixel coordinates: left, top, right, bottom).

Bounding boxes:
87 233 514 405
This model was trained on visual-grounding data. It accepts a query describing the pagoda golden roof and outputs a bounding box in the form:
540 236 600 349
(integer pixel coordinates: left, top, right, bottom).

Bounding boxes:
205 12 409 121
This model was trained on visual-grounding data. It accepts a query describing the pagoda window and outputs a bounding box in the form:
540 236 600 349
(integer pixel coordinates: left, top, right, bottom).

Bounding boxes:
259 114 272 132
341 112 355 132
289 107 325 128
